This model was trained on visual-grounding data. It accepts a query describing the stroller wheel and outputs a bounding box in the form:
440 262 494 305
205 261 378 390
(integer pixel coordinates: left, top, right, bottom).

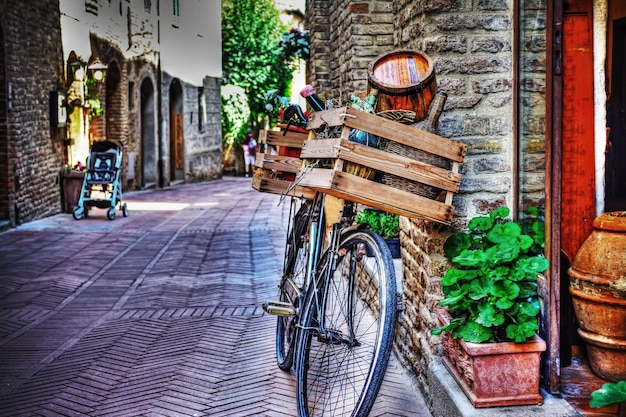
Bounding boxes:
107 207 116 221
72 206 84 220
121 203 129 217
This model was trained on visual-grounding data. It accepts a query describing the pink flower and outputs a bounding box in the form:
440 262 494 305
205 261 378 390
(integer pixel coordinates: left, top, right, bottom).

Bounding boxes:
300 85 316 98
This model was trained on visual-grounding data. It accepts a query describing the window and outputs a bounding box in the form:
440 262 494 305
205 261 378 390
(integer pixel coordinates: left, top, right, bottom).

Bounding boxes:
172 0 180 27
198 87 206 132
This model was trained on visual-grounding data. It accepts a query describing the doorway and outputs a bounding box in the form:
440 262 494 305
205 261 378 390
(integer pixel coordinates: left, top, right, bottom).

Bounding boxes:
606 17 626 211
141 77 157 187
169 79 184 182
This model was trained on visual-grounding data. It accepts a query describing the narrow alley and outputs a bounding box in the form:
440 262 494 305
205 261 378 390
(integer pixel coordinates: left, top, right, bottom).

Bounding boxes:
0 177 428 416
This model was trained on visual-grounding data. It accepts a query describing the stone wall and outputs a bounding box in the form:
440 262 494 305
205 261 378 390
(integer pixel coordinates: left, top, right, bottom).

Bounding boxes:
306 0 394 101
0 0 65 226
182 76 222 183
306 0 527 396
392 1 518 396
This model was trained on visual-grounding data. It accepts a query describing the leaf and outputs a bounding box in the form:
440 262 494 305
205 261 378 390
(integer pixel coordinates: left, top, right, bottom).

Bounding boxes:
505 321 539 342
468 278 491 300
490 279 520 300
438 291 468 309
488 222 522 244
518 234 534 251
476 302 505 327
441 268 478 286
443 232 472 259
490 206 510 220
517 298 541 317
488 265 510 281
521 256 550 274
518 282 538 298
457 322 493 343
495 297 514 309
468 216 494 232
452 249 489 267
486 243 519 265
590 381 626 408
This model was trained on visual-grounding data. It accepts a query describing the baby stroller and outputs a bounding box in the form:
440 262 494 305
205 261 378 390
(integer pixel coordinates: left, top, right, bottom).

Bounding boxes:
72 139 128 221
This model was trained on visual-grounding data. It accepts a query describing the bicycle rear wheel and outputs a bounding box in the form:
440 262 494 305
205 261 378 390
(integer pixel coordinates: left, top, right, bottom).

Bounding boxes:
295 229 397 417
276 198 311 371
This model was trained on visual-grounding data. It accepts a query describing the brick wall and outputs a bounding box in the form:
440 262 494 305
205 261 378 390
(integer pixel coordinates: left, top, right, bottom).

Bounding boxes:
306 0 539 394
306 0 394 101
0 0 65 226
392 1 529 395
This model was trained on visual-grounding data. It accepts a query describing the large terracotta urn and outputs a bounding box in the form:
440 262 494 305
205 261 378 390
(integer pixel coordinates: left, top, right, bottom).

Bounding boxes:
568 211 626 382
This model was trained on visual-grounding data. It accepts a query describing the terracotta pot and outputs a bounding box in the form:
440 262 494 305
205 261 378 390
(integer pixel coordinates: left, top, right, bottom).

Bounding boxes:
568 211 626 382
437 310 546 408
60 170 86 213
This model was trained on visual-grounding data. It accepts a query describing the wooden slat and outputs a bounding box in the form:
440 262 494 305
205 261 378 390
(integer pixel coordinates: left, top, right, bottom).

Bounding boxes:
252 177 315 199
300 139 342 158
297 168 454 223
254 153 302 173
300 139 461 192
306 108 348 130
343 107 467 162
265 130 308 148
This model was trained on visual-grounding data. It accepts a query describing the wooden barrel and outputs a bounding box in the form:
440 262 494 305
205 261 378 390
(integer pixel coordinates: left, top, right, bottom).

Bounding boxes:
367 50 437 121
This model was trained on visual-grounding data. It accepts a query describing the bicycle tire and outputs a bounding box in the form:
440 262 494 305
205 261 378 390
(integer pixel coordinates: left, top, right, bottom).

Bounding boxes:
276 199 311 371
295 229 397 417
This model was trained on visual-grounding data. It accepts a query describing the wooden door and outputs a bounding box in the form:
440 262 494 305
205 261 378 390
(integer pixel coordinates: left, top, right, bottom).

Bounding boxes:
557 0 596 374
561 0 596 263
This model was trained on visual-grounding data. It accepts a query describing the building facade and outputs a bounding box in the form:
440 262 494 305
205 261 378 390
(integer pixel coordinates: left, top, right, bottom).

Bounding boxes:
0 0 222 229
0 1 66 228
306 0 625 408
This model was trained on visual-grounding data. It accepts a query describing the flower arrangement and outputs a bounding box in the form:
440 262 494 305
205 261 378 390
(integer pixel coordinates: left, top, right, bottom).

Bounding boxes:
263 89 291 124
66 161 87 172
277 28 310 62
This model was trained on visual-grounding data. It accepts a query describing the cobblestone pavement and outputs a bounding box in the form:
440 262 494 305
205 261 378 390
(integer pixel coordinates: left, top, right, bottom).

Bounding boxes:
0 177 431 416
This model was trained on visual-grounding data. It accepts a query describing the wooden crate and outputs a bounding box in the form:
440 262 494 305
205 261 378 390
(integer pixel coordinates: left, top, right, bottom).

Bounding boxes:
252 128 315 199
296 107 467 224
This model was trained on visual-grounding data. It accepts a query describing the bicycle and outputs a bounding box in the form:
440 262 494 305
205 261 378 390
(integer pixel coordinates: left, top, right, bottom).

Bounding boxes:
264 189 397 417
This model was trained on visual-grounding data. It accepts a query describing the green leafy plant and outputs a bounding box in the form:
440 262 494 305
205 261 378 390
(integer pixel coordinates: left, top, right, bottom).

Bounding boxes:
590 381 626 408
356 210 399 240
432 206 549 343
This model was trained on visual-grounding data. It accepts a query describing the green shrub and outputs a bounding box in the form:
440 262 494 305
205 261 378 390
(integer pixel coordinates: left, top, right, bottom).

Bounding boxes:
432 206 549 343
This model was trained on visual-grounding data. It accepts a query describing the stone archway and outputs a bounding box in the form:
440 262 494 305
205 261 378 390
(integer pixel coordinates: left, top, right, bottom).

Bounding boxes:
140 77 157 187
169 79 184 182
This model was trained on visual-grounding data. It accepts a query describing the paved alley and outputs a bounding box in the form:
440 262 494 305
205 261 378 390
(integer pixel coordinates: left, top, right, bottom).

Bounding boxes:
0 177 430 416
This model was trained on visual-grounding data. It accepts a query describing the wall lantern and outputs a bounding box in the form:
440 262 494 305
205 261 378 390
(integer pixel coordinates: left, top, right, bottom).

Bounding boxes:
65 52 108 116
87 57 108 82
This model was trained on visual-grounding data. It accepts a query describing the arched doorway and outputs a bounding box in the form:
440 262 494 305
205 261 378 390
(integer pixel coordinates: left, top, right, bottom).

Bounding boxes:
105 60 122 142
140 77 157 187
169 79 184 182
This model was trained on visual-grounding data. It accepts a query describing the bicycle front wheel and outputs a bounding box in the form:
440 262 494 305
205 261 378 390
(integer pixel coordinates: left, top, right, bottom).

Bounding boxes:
276 198 311 371
295 229 397 417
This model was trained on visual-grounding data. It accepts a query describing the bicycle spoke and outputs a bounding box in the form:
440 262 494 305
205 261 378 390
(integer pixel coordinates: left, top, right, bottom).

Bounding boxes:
296 230 396 417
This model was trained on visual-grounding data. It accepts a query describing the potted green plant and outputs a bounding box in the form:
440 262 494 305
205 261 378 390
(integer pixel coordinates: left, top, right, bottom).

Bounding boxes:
432 206 549 407
355 209 400 258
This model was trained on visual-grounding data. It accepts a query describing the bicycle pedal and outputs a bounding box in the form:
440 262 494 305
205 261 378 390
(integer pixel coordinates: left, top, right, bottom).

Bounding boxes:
262 301 296 316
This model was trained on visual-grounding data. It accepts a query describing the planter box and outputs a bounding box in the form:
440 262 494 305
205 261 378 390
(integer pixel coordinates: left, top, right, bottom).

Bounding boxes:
252 128 315 200
60 170 85 213
297 107 466 224
437 310 546 408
